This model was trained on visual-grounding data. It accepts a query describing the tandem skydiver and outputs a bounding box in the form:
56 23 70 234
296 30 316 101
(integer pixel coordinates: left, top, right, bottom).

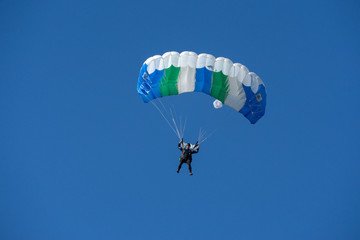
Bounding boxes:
176 139 199 175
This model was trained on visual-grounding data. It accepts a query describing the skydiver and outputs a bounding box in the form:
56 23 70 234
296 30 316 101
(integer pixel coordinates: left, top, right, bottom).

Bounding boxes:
176 139 199 175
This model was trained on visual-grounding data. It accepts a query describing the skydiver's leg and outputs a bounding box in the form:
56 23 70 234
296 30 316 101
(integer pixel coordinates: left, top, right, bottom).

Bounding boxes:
177 160 184 173
186 160 192 175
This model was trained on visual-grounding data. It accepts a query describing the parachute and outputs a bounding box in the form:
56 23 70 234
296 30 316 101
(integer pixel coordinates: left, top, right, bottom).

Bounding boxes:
137 51 266 124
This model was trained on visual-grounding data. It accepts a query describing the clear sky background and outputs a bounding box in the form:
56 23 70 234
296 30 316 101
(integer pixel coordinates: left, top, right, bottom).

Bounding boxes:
1 0 360 239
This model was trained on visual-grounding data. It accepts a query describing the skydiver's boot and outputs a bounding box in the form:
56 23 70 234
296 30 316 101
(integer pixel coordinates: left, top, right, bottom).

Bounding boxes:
189 172 193 176
176 169 179 173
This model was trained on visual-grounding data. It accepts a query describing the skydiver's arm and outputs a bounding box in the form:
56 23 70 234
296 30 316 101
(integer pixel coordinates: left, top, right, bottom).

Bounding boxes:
178 142 183 151
191 141 199 153
192 146 199 154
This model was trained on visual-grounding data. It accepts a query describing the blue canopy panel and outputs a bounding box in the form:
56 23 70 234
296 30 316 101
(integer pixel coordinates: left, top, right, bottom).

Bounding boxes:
194 67 213 95
239 84 266 124
137 64 164 103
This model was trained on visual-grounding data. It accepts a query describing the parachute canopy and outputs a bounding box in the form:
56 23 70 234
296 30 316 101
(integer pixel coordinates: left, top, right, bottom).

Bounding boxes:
137 51 266 124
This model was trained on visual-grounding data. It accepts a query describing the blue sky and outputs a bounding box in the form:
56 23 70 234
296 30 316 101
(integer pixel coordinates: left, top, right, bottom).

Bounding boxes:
1 0 360 239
